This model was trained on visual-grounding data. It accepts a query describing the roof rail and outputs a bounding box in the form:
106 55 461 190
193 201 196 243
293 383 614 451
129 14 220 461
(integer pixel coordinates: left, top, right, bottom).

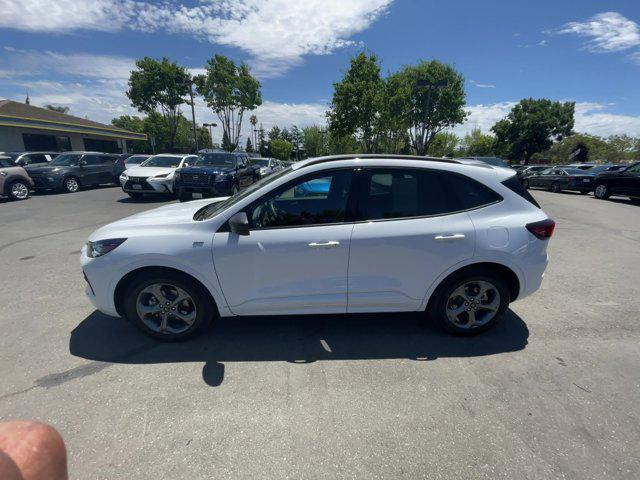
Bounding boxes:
292 154 462 170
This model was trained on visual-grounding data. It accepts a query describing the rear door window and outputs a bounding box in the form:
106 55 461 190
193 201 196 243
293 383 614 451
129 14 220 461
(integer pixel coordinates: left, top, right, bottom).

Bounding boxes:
362 168 501 221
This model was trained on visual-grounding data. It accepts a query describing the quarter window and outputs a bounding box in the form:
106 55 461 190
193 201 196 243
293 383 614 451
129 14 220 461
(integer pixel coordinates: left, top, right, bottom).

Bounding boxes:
362 168 501 220
249 170 353 229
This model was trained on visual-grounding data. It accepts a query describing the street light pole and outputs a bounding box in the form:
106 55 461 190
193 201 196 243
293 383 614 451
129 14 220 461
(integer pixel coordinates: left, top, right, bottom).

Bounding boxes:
187 82 198 152
203 123 217 149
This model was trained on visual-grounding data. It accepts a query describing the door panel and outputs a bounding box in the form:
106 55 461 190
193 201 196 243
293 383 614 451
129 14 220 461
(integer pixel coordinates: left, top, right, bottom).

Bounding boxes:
348 213 475 312
213 224 353 314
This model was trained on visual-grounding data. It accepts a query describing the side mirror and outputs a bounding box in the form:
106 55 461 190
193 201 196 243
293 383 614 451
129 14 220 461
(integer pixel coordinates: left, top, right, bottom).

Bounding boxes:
79 160 87 167
229 212 250 236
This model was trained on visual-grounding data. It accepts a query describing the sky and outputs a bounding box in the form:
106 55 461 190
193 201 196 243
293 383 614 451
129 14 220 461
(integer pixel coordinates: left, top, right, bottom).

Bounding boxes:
0 0 639 145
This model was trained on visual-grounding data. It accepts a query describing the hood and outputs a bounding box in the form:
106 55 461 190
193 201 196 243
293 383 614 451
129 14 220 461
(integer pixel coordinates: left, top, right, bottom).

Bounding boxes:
89 198 228 240
179 165 235 175
25 165 65 174
125 166 176 178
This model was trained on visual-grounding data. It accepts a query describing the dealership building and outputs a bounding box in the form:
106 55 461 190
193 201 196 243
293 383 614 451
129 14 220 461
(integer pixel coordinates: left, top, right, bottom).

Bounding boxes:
0 99 146 153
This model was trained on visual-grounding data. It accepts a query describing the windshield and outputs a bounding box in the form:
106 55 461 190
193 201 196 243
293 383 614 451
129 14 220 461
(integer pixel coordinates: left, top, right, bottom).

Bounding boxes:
141 155 183 168
194 166 293 221
194 153 237 167
50 153 82 166
125 155 150 165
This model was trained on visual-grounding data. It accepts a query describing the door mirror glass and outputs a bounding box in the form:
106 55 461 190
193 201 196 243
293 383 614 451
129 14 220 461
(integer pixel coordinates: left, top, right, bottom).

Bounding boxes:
78 160 87 166
229 212 250 236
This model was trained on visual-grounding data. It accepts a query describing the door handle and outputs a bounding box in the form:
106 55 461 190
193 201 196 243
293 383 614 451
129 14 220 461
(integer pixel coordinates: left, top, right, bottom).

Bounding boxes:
308 241 340 248
434 233 466 241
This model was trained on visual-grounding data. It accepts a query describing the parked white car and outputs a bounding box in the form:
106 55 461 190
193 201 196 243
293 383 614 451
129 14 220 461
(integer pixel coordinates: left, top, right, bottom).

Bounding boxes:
82 154 554 340
252 157 282 178
119 154 197 198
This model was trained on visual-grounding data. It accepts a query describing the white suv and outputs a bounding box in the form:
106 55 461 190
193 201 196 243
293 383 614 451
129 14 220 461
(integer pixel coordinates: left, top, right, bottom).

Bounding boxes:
81 155 554 340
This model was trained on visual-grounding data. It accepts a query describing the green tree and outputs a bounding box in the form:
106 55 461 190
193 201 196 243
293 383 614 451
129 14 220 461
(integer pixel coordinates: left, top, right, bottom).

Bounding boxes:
387 60 467 155
258 125 267 156
461 128 496 156
607 134 640 161
195 54 262 151
268 126 281 142
328 52 384 153
302 126 328 157
492 98 574 163
546 134 616 164
127 57 190 152
427 132 460 157
44 104 70 114
270 139 294 160
290 125 303 159
245 137 254 153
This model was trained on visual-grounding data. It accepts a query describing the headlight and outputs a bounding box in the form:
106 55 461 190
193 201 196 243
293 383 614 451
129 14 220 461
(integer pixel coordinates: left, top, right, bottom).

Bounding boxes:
153 173 169 179
119 173 128 180
86 238 127 258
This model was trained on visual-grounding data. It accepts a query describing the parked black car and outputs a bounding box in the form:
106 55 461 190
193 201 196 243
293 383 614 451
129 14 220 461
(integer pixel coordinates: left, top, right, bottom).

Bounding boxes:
174 151 259 202
25 151 120 193
3 151 59 166
593 162 640 202
523 167 595 194
516 165 548 181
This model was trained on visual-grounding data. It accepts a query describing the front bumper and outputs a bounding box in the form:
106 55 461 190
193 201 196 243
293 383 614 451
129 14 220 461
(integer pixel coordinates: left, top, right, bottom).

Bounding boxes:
175 180 233 198
29 175 63 190
121 176 174 194
81 246 120 317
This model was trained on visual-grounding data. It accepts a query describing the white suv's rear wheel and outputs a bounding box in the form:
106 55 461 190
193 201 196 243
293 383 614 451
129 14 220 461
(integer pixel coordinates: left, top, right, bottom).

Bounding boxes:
428 269 509 335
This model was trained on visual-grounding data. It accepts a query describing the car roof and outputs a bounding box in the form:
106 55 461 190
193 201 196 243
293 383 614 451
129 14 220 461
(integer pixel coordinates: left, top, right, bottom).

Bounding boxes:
291 154 500 171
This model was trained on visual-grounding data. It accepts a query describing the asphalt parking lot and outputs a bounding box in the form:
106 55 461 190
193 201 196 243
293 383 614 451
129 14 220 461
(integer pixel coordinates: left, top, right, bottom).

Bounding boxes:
1 186 639 480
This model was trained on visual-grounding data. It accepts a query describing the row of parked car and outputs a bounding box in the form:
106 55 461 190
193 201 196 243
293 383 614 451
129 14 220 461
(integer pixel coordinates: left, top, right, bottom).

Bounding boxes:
0 150 288 202
514 162 640 203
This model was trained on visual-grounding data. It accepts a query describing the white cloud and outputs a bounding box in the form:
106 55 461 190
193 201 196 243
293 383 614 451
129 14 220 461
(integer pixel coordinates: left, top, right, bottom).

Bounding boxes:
469 80 496 89
452 101 640 138
0 0 393 77
2 47 134 82
557 12 640 52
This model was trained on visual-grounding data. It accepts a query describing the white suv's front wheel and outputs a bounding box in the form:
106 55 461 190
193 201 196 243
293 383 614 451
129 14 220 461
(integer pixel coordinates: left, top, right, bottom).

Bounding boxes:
124 271 214 341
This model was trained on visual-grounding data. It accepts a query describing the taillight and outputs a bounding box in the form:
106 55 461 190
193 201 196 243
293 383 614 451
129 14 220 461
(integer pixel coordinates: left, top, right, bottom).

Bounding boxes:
526 218 556 240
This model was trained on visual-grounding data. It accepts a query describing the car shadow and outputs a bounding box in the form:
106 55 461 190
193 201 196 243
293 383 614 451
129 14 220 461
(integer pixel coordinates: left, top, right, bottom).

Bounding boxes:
116 194 176 204
70 310 529 387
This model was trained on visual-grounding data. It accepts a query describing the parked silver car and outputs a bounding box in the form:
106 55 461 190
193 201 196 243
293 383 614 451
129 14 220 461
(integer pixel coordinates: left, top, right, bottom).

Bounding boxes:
0 155 34 200
252 157 282 178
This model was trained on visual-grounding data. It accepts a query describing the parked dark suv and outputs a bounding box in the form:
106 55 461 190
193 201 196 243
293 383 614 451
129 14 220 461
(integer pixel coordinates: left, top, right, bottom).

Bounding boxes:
174 151 259 202
593 162 640 203
25 151 120 193
3 151 59 166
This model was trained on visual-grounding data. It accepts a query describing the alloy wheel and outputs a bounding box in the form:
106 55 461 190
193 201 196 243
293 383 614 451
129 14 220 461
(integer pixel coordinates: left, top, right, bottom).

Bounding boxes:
65 178 79 192
445 280 501 329
10 181 29 200
136 283 197 334
594 184 607 199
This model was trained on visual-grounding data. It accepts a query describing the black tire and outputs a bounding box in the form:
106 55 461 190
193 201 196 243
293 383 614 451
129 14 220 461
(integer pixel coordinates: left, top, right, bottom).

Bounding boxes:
522 179 529 189
579 190 590 195
594 183 610 199
7 179 30 200
127 192 143 199
427 268 510 336
62 176 80 193
630 197 640 205
178 192 191 202
550 182 561 193
123 270 215 341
